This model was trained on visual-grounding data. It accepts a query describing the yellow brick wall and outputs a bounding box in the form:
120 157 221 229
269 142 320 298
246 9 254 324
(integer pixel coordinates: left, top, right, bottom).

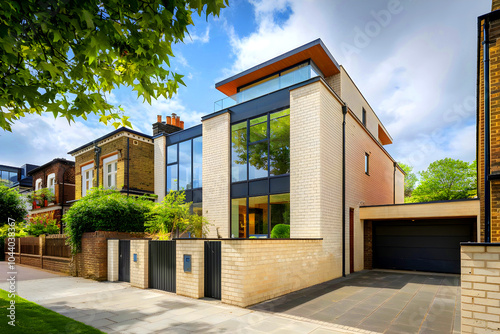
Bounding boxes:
73 133 154 199
221 239 334 307
107 240 119 282
154 136 166 202
202 112 231 238
130 239 149 289
461 244 500 333
176 239 204 299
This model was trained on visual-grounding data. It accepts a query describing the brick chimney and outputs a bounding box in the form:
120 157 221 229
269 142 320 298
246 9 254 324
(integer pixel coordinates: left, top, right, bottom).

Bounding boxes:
494 0 500 11
152 113 185 136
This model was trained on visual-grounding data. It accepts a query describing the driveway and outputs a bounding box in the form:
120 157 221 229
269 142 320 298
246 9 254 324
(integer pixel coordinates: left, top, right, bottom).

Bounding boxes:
0 262 375 334
251 270 461 334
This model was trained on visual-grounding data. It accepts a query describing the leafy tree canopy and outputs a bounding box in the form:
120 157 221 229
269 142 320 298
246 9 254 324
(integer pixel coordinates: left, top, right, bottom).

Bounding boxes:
0 185 28 224
409 158 476 203
0 0 228 131
398 162 418 200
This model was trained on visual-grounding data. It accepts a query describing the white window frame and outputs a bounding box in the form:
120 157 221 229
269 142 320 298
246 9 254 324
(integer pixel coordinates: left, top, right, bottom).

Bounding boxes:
35 178 42 191
47 173 56 193
103 154 118 189
81 163 94 197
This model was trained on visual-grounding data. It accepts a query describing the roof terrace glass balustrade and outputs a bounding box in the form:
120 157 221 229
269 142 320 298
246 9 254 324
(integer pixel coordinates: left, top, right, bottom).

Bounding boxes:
214 65 319 112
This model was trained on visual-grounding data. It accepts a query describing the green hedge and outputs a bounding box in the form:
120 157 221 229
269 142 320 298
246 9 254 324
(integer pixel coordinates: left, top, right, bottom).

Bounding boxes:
63 188 153 253
270 224 290 238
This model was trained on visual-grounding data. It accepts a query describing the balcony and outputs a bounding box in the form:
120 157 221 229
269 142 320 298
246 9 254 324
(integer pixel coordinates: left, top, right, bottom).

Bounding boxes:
214 65 319 112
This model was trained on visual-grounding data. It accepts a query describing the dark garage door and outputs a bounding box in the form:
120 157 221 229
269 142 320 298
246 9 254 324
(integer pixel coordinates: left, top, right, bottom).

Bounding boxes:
373 219 474 274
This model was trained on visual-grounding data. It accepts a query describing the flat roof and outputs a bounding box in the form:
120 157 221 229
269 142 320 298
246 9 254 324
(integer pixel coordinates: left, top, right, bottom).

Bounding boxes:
215 39 340 96
67 127 152 155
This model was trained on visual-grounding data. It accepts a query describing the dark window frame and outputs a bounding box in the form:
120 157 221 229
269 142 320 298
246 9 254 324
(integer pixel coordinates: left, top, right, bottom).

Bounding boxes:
365 153 370 176
166 136 202 194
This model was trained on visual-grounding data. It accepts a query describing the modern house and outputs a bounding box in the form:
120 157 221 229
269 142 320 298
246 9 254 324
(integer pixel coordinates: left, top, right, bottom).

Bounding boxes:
1 163 38 193
153 39 405 279
68 127 158 199
28 158 75 230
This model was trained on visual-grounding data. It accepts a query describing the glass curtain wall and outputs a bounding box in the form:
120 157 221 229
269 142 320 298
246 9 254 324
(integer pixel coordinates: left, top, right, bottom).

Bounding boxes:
166 137 202 192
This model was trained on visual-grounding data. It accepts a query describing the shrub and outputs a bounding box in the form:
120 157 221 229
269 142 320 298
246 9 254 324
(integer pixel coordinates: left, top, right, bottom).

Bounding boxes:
145 190 209 239
0 221 27 239
26 216 59 237
270 224 290 239
0 185 28 224
63 188 153 253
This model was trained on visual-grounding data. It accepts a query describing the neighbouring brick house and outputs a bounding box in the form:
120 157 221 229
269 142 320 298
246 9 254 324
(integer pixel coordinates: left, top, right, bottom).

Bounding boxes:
68 127 158 199
151 39 406 301
478 0 500 243
28 158 75 230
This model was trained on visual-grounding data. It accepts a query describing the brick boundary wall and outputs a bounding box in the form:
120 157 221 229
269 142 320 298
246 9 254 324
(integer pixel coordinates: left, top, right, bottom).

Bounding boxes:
461 243 500 333
71 231 145 281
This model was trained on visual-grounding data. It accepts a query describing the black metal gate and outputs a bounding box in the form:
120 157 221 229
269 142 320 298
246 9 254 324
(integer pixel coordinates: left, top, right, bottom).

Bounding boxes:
119 240 130 282
149 241 176 293
204 241 221 299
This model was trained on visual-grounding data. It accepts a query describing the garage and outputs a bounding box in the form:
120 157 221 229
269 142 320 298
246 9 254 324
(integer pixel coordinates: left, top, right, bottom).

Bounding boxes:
372 218 475 274
360 199 480 275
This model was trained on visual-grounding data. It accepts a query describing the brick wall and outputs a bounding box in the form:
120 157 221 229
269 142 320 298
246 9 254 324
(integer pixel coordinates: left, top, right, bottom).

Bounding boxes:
154 136 166 202
107 240 119 282
30 161 75 205
71 231 144 281
202 112 231 238
461 244 500 333
73 132 154 200
221 239 333 307
130 239 149 288
176 239 205 299
20 254 42 268
43 256 70 274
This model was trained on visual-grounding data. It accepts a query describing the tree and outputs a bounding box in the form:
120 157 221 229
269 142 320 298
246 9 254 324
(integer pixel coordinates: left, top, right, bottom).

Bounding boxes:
0 185 28 224
0 0 228 131
398 162 418 199
410 158 477 203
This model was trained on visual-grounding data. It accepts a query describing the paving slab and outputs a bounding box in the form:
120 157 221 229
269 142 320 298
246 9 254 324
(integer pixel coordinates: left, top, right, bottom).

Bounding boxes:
251 270 461 334
0 261 371 334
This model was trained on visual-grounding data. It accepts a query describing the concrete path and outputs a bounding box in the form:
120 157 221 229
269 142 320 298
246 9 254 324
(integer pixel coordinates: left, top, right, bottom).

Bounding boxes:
0 263 376 334
251 270 461 334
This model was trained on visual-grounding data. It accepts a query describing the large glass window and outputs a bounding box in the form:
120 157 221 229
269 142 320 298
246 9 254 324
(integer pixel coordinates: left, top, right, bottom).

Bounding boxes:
231 122 247 182
193 137 202 189
231 198 247 238
179 141 192 190
231 108 290 182
166 137 202 191
231 193 290 239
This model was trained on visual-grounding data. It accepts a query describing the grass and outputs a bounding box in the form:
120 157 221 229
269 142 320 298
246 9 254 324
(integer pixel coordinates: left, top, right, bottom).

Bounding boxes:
0 289 104 333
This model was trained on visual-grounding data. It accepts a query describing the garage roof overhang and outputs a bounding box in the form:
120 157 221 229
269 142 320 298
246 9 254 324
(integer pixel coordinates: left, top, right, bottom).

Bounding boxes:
360 198 479 220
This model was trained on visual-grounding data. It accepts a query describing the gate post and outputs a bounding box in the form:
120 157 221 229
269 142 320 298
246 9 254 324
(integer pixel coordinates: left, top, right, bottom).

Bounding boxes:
176 239 204 298
107 239 119 282
130 239 149 288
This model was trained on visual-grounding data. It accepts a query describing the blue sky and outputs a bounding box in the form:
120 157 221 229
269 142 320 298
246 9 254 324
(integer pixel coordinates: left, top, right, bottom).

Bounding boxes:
0 0 492 173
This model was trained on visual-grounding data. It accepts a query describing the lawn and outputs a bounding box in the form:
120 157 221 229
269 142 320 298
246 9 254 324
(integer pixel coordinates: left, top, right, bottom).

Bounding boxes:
0 289 104 333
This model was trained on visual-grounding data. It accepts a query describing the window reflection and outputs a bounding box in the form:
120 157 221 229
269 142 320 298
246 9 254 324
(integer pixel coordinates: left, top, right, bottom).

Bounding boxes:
231 122 247 182
270 193 290 232
167 165 177 192
248 196 268 237
248 143 268 180
231 198 247 238
179 141 192 190
270 109 290 176
193 137 202 189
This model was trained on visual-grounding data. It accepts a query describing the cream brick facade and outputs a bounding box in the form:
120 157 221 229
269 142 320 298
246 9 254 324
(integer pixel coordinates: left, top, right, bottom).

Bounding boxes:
461 244 500 333
107 240 119 282
221 239 334 307
130 239 149 289
176 239 204 299
202 112 231 238
154 135 166 202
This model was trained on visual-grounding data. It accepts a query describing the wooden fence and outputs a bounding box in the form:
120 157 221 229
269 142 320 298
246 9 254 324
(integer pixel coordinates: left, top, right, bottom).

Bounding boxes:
20 236 39 255
45 238 71 258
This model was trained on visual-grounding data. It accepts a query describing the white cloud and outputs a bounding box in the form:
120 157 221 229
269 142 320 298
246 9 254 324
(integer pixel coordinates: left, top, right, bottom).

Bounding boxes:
186 26 210 44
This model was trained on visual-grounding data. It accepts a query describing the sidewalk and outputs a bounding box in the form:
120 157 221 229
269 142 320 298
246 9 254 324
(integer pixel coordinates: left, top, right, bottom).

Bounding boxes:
0 263 375 334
